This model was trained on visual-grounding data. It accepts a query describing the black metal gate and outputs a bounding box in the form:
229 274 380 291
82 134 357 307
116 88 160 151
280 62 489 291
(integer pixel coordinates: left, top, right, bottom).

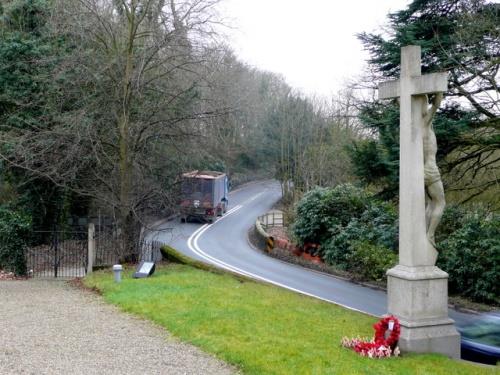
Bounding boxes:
26 231 88 278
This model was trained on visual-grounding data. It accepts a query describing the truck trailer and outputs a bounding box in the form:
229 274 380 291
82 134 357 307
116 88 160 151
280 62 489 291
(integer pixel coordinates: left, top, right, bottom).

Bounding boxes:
179 170 228 223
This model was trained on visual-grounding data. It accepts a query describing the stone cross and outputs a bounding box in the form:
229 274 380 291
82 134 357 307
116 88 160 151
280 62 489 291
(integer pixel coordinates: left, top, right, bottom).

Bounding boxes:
378 46 459 359
379 45 447 267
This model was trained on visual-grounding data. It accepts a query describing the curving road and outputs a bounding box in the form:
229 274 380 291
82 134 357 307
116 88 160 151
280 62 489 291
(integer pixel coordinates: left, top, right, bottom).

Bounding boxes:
149 180 473 325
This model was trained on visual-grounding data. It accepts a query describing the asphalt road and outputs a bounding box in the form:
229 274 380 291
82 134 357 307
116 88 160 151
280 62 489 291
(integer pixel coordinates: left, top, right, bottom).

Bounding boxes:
149 180 474 325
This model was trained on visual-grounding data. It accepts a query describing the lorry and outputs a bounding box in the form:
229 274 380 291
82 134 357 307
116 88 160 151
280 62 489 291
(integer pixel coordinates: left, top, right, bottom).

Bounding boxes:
179 170 229 223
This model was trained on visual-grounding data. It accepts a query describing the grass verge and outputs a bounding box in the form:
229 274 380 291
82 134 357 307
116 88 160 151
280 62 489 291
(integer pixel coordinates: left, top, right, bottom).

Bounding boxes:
84 262 498 375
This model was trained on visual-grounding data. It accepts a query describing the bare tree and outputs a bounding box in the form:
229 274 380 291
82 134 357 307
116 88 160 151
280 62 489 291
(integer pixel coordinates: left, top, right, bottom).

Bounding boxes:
0 0 224 258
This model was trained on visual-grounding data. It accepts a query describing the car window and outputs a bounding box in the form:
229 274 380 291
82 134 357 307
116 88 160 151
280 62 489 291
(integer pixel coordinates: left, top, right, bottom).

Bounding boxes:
461 317 500 347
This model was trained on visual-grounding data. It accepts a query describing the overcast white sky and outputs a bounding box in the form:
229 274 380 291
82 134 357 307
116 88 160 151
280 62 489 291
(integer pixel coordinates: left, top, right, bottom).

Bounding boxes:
219 0 410 98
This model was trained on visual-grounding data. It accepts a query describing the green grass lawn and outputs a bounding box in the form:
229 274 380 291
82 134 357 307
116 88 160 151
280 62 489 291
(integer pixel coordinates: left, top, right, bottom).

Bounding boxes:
84 264 498 375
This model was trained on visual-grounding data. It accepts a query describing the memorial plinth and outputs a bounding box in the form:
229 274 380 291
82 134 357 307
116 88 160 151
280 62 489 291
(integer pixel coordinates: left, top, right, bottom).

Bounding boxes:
387 265 460 357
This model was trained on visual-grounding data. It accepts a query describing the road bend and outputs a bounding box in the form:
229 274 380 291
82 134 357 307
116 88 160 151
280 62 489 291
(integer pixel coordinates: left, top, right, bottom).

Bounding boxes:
149 180 474 325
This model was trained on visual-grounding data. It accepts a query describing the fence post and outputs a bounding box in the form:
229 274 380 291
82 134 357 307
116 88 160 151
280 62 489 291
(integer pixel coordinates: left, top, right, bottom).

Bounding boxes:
53 230 59 278
87 223 96 274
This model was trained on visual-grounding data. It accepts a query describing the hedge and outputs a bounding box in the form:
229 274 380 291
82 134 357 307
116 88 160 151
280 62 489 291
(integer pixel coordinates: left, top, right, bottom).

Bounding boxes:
0 206 31 275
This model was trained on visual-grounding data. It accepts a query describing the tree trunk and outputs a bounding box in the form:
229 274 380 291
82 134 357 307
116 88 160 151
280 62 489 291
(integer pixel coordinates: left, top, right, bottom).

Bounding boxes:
118 0 137 258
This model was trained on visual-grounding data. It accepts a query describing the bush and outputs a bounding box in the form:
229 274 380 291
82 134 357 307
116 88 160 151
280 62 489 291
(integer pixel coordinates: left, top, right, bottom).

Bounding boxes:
291 186 499 302
435 204 468 244
347 241 397 281
292 184 372 247
323 200 398 269
437 207 499 304
292 187 331 246
0 206 31 275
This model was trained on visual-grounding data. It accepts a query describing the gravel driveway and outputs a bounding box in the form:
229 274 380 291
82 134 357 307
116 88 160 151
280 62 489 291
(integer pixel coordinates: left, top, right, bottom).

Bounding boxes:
0 280 237 375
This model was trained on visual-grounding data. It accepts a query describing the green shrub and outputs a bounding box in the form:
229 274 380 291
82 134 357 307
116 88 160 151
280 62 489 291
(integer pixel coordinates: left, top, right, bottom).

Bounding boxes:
435 204 468 244
347 241 397 281
322 200 398 269
437 207 499 304
0 206 31 275
292 184 371 247
291 186 499 301
292 187 331 246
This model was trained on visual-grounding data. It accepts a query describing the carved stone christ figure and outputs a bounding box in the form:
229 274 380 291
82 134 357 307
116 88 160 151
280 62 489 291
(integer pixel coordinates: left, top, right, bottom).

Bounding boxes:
421 93 445 248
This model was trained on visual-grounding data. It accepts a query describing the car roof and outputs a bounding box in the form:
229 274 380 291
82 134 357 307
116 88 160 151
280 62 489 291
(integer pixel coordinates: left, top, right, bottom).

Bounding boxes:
182 170 225 179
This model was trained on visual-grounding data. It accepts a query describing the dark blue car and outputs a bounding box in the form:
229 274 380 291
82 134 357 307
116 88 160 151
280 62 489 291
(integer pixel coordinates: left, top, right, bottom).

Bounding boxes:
458 312 500 365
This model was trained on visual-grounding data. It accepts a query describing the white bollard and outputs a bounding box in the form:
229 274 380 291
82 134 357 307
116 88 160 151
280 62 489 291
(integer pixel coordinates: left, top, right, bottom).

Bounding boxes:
113 264 123 283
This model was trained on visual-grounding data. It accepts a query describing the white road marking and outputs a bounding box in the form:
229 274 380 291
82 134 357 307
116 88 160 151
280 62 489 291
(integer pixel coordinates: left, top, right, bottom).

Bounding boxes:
186 206 376 317
224 205 243 216
246 192 264 203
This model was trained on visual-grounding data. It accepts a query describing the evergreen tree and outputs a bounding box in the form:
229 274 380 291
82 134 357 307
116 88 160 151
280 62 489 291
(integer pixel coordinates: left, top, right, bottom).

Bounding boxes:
0 0 78 229
352 0 499 202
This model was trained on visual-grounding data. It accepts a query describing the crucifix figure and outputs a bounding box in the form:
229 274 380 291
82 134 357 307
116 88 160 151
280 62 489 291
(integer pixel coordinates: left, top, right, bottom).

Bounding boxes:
422 92 445 248
379 45 447 266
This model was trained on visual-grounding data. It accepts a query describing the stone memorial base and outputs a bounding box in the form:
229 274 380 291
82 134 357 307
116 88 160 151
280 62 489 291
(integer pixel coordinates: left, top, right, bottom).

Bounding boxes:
387 265 460 359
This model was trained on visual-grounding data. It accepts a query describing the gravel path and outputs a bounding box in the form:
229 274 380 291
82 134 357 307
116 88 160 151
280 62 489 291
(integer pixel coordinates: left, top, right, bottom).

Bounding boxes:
0 280 237 375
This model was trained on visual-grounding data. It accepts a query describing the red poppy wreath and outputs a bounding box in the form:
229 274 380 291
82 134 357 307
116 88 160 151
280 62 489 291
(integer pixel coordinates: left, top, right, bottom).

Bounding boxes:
341 316 401 358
